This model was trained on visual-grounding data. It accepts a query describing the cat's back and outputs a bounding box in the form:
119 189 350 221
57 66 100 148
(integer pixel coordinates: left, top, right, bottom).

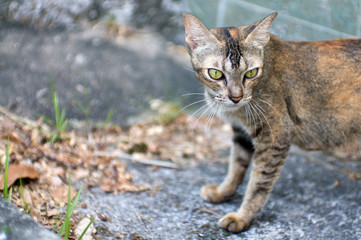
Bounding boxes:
278 37 361 85
286 38 361 65
278 38 361 149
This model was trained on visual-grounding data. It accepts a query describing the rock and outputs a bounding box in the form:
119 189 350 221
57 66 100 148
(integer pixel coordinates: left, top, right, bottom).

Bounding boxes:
0 22 198 126
0 0 198 126
0 198 61 240
74 217 96 240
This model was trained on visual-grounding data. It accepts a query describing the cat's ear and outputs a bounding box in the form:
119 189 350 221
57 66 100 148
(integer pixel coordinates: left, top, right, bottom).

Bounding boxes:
183 12 217 51
244 12 278 48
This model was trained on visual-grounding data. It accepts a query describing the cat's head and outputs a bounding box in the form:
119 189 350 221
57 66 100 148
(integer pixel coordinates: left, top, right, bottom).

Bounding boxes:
184 13 277 112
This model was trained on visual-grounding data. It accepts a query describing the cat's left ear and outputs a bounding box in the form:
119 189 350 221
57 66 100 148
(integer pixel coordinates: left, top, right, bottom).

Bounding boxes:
244 12 278 48
183 12 218 51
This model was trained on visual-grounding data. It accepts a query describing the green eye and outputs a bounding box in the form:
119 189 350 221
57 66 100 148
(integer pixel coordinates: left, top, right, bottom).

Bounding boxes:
208 69 224 80
245 68 258 79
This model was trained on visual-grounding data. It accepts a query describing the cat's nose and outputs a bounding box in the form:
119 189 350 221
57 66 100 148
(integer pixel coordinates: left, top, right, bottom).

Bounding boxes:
229 96 242 103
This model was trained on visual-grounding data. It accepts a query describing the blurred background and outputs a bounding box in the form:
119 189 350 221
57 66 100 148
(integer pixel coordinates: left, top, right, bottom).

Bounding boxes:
0 0 360 126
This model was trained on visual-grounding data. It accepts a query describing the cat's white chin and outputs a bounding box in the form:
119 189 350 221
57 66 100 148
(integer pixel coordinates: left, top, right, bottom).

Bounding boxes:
206 98 246 113
220 102 247 112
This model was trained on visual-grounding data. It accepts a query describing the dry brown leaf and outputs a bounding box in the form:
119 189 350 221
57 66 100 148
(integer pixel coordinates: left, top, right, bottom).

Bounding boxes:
56 153 81 165
115 234 125 239
1 132 22 144
24 148 44 160
100 177 116 193
0 164 40 190
46 208 58 217
97 211 111 222
50 184 77 207
30 128 42 145
73 168 89 181
118 183 149 193
22 187 33 206
48 175 64 186
1 118 16 131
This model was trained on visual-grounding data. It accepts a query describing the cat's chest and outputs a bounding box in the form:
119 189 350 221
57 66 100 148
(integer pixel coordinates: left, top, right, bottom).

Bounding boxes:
221 109 252 135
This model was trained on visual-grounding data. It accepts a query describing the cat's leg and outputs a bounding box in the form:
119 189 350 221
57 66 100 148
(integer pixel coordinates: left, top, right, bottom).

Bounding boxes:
201 126 254 203
219 141 290 233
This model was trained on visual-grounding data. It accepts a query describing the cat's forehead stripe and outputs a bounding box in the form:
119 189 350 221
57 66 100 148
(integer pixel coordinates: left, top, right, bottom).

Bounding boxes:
223 27 242 69
222 27 232 38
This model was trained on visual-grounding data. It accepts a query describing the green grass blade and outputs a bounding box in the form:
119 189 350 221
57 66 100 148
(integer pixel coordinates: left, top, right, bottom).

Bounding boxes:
50 133 59 145
50 78 60 123
7 187 12 201
69 186 83 214
53 214 65 233
19 178 30 214
64 171 72 239
58 170 85 239
3 139 10 199
19 178 25 210
50 77 68 143
58 218 65 237
55 94 61 129
77 217 94 240
105 108 114 125
64 171 83 239
60 109 67 131
73 97 87 115
64 185 84 239
59 171 72 238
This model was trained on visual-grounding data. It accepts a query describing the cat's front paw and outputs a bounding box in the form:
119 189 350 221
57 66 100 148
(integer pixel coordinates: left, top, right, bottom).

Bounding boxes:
219 212 250 233
201 183 231 203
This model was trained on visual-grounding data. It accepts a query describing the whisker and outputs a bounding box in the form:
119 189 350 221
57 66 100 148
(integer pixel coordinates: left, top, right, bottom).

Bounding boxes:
187 103 209 122
252 99 266 113
249 102 263 132
247 104 257 135
192 102 215 132
258 99 281 118
183 66 196 73
204 106 214 136
178 99 207 114
181 92 205 97
252 100 274 142
205 102 218 136
249 103 262 134
215 102 223 118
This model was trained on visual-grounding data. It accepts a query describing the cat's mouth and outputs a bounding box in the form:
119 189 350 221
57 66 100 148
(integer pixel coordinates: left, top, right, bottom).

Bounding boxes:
206 92 249 111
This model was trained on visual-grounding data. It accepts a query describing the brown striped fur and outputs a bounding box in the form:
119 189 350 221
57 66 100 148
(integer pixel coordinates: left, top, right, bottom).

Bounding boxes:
184 12 361 233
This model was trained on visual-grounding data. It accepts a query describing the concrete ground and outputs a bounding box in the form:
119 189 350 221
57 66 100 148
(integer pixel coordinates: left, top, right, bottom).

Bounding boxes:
79 147 361 240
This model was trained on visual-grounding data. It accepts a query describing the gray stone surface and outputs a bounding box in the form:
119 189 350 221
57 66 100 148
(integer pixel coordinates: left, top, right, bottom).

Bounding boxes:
0 0 198 126
79 148 361 240
0 198 61 240
0 22 199 126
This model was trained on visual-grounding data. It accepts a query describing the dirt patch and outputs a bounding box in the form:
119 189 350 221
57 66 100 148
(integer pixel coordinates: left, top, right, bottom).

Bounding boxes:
0 105 231 239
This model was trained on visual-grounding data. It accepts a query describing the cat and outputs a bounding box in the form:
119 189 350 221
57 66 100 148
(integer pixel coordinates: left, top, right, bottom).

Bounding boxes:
183 12 361 233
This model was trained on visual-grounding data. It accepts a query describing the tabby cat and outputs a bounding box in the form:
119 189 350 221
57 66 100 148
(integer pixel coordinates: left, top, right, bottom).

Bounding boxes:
183 12 361 233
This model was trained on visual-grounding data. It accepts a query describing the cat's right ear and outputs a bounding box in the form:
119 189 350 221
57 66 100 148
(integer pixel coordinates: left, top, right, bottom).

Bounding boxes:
183 12 217 51
244 12 278 48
